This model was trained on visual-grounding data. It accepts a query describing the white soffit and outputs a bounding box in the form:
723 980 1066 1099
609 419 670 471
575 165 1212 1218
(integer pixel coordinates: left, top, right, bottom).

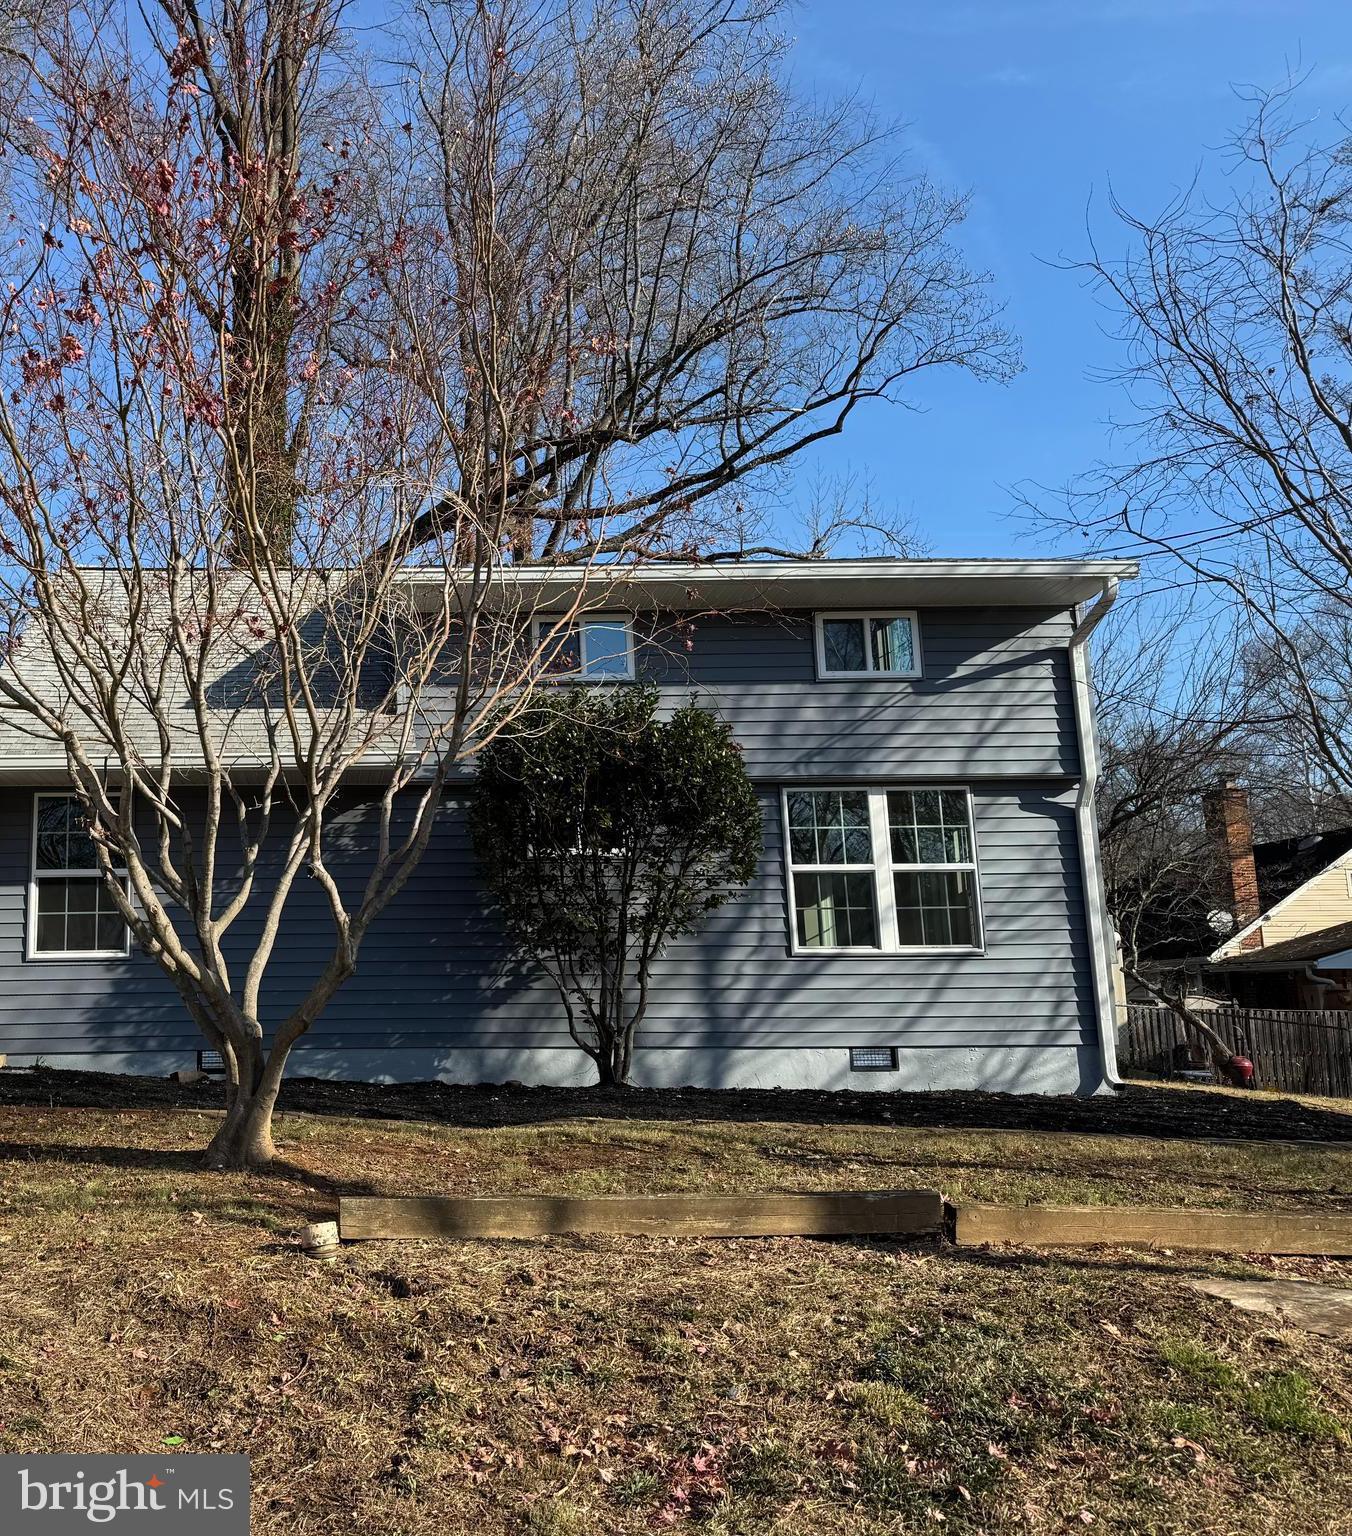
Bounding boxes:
398 558 1139 611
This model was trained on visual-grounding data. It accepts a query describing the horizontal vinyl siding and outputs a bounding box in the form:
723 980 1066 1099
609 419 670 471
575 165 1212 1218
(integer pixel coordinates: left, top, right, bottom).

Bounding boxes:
0 787 192 1051
1252 859 1352 949
430 607 1080 781
0 783 1095 1062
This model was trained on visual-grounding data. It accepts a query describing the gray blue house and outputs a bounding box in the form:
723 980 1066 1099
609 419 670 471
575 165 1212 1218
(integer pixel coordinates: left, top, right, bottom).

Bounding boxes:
0 558 1135 1094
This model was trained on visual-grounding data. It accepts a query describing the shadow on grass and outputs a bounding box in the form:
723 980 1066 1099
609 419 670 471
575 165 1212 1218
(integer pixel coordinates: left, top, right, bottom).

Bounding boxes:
950 1243 1285 1283
759 1146 1350 1203
0 1139 382 1199
1 1067 1349 1146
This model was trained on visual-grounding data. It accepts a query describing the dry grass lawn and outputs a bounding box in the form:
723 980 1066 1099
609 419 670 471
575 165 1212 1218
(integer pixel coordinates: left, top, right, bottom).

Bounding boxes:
1 1101 1349 1535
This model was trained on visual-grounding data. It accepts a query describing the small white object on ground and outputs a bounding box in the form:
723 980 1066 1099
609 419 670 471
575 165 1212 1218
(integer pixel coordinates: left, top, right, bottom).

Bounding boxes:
299 1219 341 1260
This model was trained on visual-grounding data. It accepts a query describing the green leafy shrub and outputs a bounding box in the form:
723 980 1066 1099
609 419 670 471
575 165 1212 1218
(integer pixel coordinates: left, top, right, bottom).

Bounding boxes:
470 686 762 1084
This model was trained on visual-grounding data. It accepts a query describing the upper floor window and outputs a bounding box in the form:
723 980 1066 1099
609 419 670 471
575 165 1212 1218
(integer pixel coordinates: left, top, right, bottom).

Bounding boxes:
534 614 635 681
29 793 129 959
814 611 920 679
783 786 982 954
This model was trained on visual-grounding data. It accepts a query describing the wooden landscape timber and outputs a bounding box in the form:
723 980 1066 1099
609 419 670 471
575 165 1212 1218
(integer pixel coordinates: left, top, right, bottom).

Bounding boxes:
339 1188 945 1240
332 1189 1352 1257
954 1203 1352 1256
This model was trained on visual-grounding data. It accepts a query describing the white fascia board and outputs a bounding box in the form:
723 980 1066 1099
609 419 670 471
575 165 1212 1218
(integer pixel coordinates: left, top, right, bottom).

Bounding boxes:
396 558 1140 611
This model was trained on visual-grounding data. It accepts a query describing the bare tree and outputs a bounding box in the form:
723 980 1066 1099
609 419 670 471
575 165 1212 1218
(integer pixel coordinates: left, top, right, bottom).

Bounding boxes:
394 0 1018 561
1237 601 1352 820
0 0 623 1169
0 0 1012 1168
1042 85 1352 798
1093 604 1262 1077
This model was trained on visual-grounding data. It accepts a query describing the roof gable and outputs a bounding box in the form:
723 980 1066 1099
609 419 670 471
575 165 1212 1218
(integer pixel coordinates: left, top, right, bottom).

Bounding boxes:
1209 846 1352 962
1254 827 1352 910
1210 917 1352 971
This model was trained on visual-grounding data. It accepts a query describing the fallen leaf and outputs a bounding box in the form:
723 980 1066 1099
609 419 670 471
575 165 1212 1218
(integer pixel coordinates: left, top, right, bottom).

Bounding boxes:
1170 1435 1207 1464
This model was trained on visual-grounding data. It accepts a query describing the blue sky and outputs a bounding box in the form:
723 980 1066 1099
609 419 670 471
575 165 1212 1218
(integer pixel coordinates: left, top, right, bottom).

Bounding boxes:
787 0 1352 559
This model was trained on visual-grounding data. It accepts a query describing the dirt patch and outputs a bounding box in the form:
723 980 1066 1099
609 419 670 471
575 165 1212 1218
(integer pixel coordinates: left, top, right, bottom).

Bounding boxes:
1 1065 1350 1143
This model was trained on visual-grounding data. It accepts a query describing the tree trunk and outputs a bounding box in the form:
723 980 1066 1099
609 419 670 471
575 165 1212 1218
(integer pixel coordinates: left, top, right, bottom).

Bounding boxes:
594 1052 626 1087
1125 965 1240 1077
203 1085 280 1171
1162 999 1238 1076
594 1027 632 1087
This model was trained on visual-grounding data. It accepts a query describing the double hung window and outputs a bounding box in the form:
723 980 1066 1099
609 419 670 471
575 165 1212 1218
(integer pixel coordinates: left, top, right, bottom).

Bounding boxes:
30 793 129 958
784 787 982 953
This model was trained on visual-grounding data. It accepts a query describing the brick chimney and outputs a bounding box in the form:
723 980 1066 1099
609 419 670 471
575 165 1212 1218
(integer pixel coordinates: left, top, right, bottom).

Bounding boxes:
1202 777 1262 942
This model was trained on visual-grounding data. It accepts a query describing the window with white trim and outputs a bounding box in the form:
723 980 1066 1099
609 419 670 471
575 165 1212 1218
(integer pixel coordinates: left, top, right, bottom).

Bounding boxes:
534 614 635 680
29 793 129 958
784 787 982 953
814 611 920 678
887 789 980 948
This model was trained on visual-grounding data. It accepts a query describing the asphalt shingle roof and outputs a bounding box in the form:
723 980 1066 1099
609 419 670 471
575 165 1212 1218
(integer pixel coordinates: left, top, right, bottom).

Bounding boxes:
1210 918 1352 971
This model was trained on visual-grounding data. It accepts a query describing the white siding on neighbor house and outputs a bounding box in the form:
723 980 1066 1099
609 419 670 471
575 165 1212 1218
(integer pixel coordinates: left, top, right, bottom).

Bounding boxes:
1213 852 1352 957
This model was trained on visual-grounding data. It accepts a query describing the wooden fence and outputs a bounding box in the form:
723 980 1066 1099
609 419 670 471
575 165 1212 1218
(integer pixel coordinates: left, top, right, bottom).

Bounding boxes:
1119 1004 1352 1099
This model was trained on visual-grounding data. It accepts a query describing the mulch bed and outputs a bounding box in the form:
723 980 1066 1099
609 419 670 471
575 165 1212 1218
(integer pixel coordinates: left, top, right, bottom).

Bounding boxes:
1 1065 1349 1144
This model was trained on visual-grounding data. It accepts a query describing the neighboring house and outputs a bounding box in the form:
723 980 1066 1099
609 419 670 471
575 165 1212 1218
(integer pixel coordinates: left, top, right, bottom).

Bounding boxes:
0 558 1137 1094
1206 780 1352 1010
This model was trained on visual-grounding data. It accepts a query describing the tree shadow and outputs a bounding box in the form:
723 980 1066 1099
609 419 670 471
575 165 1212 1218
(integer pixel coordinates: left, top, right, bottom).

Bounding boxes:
0 1139 381 1198
0 1139 205 1174
949 1243 1294 1282
2 1068 1350 1147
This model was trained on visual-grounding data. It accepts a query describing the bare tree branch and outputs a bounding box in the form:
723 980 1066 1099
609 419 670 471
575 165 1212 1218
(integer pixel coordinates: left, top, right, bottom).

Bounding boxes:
1032 83 1352 801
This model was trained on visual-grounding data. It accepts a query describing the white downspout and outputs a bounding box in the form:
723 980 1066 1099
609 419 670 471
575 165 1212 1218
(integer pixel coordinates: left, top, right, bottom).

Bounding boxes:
1069 578 1121 1090
1303 965 1337 1000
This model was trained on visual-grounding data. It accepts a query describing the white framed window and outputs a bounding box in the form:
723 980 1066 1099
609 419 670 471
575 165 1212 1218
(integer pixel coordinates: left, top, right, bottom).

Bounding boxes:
813 611 920 679
28 792 130 959
533 613 636 681
782 786 983 955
